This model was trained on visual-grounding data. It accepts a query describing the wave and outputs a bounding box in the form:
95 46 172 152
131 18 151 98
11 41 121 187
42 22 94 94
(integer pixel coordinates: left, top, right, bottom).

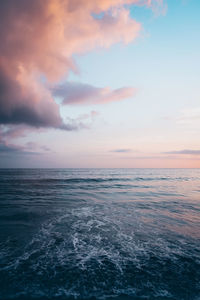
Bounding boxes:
1 205 199 300
1 169 200 299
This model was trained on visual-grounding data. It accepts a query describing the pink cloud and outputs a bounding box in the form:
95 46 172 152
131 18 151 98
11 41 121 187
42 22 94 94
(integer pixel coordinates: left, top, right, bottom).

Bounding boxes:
53 82 136 105
0 0 161 128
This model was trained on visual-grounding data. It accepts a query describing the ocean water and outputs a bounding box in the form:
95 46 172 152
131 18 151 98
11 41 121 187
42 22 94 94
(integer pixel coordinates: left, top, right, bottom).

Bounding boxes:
0 168 200 300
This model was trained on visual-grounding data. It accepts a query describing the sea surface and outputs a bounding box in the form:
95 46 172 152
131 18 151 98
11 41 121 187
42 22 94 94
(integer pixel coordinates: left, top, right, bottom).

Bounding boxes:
0 168 200 300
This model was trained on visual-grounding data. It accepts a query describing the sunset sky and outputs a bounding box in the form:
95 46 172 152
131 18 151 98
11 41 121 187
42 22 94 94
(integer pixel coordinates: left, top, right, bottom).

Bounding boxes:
0 0 200 168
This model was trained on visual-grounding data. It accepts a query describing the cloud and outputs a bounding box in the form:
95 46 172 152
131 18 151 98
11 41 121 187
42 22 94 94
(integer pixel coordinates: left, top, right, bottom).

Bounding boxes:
0 0 159 129
164 149 200 155
65 110 100 130
0 140 40 156
53 82 136 105
0 67 66 129
25 142 51 152
0 125 51 156
0 125 29 140
111 149 132 153
0 142 22 154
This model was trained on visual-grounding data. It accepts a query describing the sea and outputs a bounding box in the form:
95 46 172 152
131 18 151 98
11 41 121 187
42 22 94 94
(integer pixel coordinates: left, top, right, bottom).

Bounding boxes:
0 168 200 300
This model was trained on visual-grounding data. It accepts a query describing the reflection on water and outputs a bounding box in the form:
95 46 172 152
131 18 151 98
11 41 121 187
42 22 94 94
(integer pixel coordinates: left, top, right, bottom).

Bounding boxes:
0 168 200 299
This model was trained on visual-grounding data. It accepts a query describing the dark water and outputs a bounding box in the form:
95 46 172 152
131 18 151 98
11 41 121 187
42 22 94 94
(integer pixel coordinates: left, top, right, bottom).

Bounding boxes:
0 168 200 300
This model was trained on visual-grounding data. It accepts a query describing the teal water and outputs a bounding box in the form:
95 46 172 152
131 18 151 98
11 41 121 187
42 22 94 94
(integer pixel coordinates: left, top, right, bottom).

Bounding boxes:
0 168 200 299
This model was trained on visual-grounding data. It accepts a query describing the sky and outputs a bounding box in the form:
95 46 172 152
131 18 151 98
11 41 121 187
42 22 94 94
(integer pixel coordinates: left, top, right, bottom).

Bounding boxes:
0 0 200 168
